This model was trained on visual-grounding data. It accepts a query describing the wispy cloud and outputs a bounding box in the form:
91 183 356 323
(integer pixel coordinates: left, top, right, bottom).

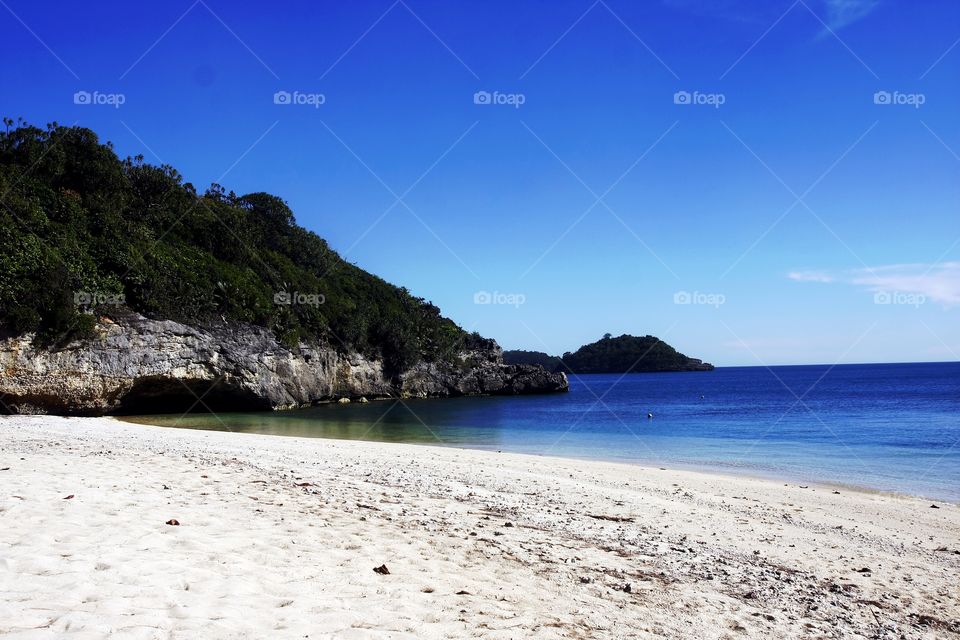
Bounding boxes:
787 270 835 283
822 0 881 30
789 262 960 306
664 0 880 30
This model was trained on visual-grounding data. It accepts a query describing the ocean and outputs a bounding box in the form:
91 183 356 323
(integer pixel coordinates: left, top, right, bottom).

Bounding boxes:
123 362 960 502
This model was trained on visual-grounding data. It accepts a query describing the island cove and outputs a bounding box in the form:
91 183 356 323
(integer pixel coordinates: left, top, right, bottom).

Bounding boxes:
0 124 567 415
0 123 716 416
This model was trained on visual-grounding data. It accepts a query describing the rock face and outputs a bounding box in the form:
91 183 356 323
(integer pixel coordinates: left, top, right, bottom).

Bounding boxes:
0 312 568 416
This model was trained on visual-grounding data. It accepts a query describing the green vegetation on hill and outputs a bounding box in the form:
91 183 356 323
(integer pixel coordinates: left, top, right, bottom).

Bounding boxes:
558 334 713 373
0 121 472 373
506 335 713 373
502 350 557 370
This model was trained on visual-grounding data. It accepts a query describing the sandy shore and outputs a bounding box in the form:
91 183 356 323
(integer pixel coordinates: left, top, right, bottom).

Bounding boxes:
1 416 958 639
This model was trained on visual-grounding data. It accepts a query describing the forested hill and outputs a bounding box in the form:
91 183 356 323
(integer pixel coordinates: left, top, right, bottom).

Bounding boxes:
0 122 473 373
505 334 713 374
502 350 557 370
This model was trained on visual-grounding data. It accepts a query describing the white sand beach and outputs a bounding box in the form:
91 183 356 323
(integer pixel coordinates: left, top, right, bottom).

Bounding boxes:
1 415 958 639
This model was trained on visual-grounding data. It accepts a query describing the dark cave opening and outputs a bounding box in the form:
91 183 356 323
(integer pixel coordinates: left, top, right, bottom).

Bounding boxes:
112 377 272 415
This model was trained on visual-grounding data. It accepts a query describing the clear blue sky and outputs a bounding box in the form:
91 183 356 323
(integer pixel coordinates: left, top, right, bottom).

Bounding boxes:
3 0 958 365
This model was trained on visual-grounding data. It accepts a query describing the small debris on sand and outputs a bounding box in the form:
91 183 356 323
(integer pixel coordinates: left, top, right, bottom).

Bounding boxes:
588 514 634 523
63 494 74 500
166 519 180 526
373 564 390 575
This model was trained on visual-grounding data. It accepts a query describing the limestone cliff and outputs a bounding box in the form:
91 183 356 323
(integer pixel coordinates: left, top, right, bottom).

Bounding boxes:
0 312 568 415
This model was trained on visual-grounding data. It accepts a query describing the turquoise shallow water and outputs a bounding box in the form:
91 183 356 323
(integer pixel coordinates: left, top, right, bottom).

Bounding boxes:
123 362 960 502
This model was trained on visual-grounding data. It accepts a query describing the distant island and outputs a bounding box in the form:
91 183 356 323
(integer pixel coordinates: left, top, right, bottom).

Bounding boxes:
504 334 714 374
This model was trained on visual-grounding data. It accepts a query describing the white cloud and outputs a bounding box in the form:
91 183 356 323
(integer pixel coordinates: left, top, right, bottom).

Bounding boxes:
663 0 880 30
789 262 960 306
822 0 881 30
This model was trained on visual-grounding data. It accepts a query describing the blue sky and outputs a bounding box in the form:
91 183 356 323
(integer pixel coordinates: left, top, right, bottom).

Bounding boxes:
2 0 958 365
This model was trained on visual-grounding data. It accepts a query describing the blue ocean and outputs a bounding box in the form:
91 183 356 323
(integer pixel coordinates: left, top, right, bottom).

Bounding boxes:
126 362 960 502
